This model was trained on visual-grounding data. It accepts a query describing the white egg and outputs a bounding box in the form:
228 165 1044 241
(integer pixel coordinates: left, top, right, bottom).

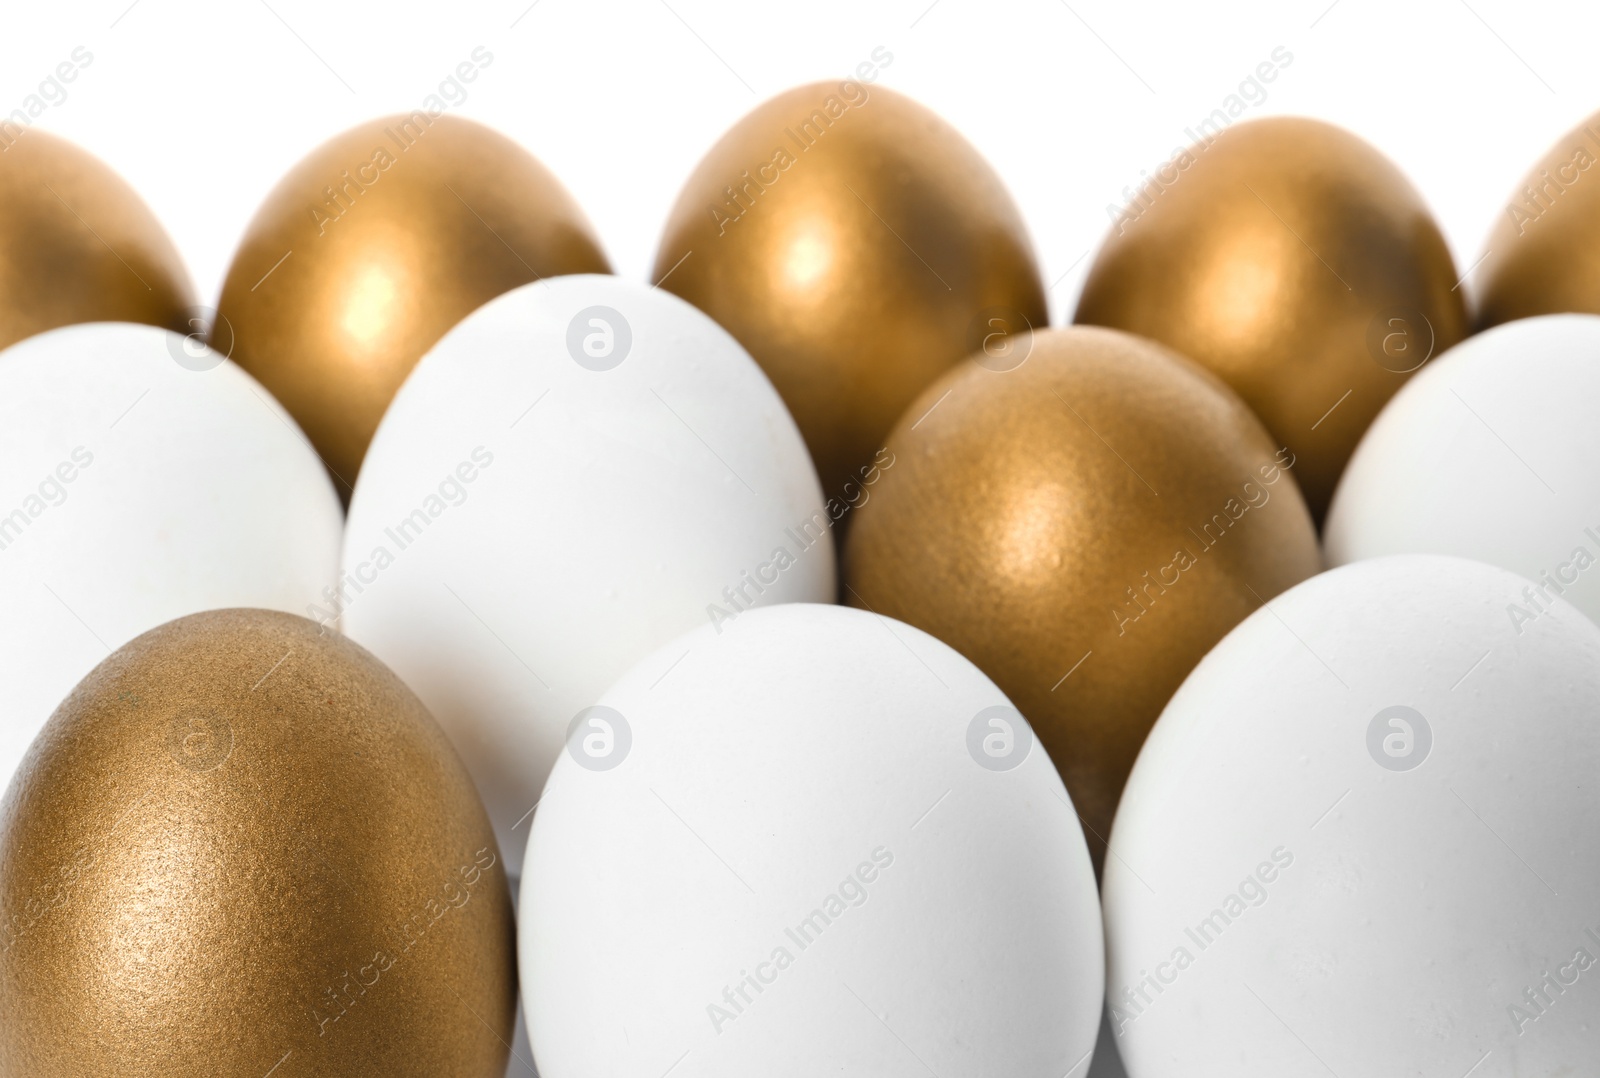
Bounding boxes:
340 274 834 877
1326 314 1600 627
521 603 1103 1077
1102 555 1600 1076
0 321 341 789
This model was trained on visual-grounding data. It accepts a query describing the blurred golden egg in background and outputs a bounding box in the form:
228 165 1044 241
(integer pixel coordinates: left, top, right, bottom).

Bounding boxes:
843 327 1322 869
216 112 610 500
654 78 1047 507
1075 116 1466 522
0 127 193 350
1475 108 1600 329
0 609 515 1077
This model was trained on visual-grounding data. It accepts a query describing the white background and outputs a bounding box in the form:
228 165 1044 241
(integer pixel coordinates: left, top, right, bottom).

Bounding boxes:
5 0 1599 324
6 2 1599 1075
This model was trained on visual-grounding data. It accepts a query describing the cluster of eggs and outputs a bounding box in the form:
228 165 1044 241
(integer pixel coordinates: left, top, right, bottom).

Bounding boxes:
2 78 1599 1077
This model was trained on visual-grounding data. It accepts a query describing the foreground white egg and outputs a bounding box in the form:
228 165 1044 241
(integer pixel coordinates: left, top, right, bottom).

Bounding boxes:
1103 555 1600 1076
1326 314 1600 627
0 321 341 789
340 274 833 877
521 603 1103 1077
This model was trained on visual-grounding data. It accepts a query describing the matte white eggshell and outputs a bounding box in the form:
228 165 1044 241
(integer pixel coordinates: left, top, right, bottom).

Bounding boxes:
340 275 834 877
1327 314 1600 627
1103 555 1600 1076
0 321 342 790
520 603 1104 1078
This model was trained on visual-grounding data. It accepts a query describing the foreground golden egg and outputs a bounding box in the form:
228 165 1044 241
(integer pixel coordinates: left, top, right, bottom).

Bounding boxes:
216 114 609 498
0 127 193 350
0 609 515 1077
1075 116 1466 522
653 80 1046 503
1475 109 1600 328
843 327 1322 869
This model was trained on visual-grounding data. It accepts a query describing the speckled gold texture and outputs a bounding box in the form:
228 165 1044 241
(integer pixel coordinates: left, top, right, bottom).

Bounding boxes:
216 113 610 500
0 127 194 350
0 609 515 1077
1075 116 1466 523
843 327 1323 870
653 80 1047 504
1475 108 1600 330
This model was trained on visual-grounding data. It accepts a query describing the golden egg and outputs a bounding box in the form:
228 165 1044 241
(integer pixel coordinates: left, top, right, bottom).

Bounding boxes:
0 609 516 1077
1475 109 1600 328
0 127 194 349
216 114 610 499
1075 116 1466 522
653 80 1047 504
843 327 1322 870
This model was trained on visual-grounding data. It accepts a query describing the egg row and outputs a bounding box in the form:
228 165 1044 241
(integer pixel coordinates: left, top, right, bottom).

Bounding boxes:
8 87 1600 520
14 295 1600 863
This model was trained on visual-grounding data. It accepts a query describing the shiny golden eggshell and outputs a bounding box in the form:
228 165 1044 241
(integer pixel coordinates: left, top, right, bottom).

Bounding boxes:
653 80 1047 504
0 609 515 1077
1075 116 1466 523
216 113 610 500
0 127 194 349
1475 110 1600 329
843 327 1322 869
